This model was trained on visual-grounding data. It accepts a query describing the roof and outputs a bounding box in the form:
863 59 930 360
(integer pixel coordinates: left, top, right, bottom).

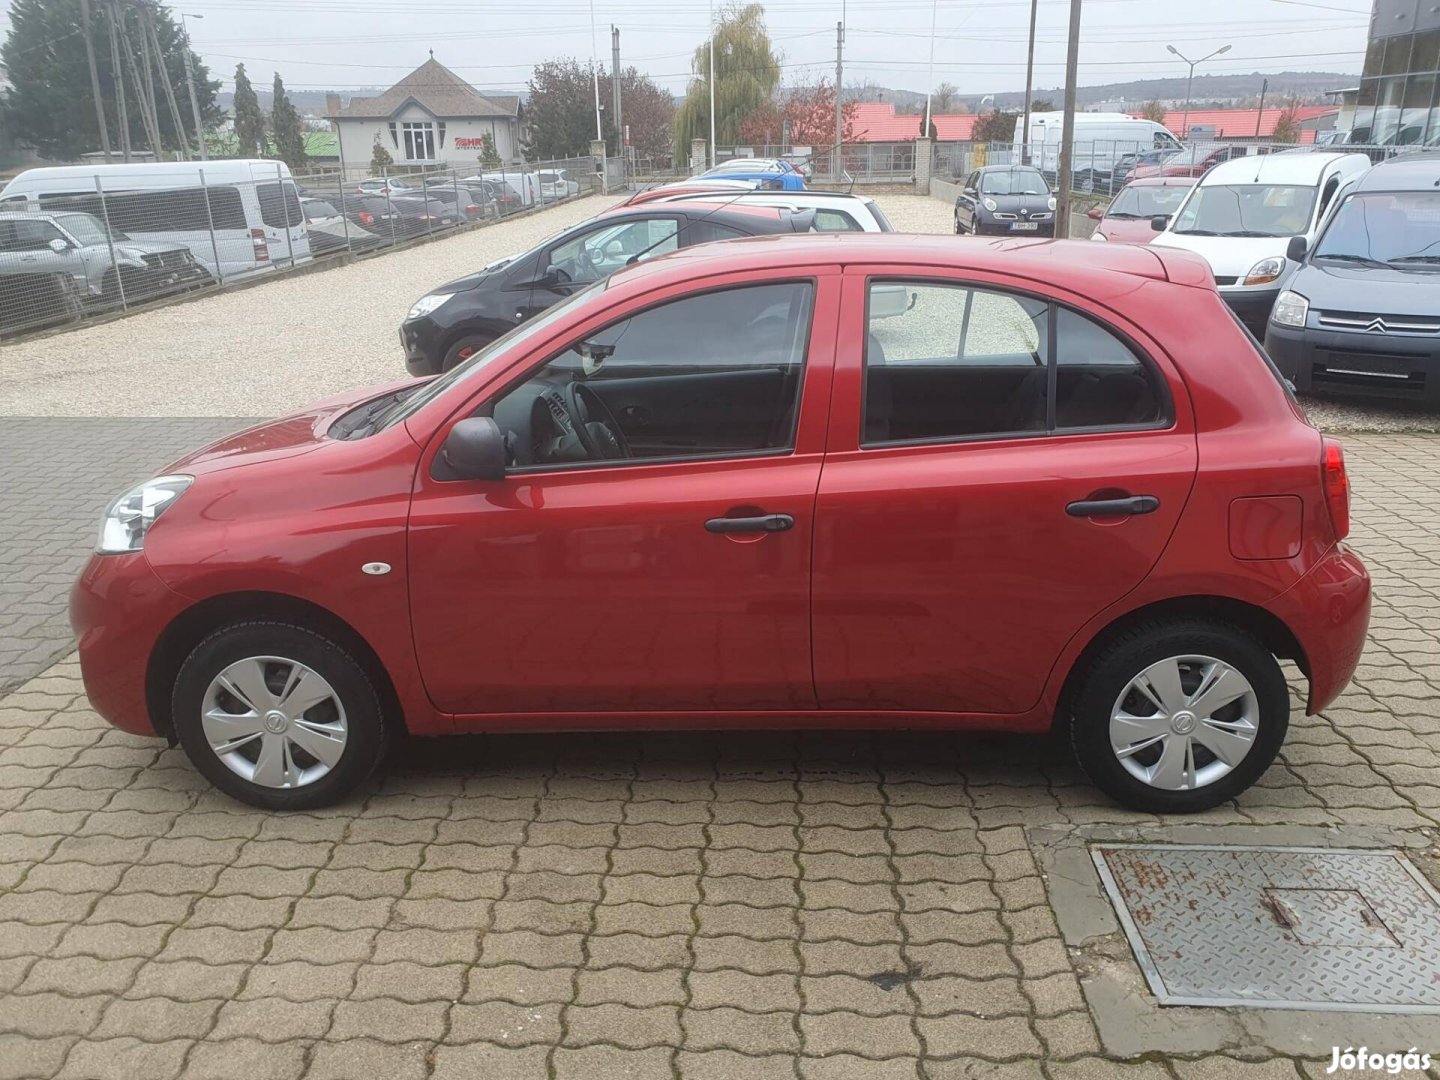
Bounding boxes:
1201 150 1372 185
1140 106 1336 143
850 102 978 142
328 58 520 120
1356 151 1440 190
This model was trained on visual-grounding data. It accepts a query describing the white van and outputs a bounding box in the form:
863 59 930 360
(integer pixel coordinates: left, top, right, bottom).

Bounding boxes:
0 160 311 285
1015 113 1182 186
1151 151 1371 334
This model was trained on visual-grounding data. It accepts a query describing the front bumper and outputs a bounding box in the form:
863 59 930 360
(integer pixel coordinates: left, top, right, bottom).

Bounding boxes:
400 316 446 377
1264 542 1371 715
1218 286 1280 337
1265 321 1440 406
976 214 1056 237
70 552 191 738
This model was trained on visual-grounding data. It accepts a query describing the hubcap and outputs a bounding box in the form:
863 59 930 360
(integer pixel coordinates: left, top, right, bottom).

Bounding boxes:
1109 654 1259 791
202 656 348 789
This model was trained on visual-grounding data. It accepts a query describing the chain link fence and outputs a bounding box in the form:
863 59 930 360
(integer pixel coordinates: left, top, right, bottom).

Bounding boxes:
0 157 604 341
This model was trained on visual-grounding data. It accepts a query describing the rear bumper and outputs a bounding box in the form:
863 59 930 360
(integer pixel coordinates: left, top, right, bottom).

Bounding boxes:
1264 543 1371 715
1265 322 1440 406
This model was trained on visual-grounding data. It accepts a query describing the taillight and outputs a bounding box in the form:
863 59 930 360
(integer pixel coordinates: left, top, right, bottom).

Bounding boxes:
359 211 374 225
466 204 481 214
250 228 269 262
1322 437 1350 540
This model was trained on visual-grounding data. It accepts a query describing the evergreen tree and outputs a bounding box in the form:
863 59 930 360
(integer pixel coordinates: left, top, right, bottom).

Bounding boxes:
370 135 393 171
270 73 308 169
477 133 503 170
233 64 266 157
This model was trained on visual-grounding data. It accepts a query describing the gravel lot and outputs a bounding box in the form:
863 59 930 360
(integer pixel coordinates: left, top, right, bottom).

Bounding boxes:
0 190 1436 433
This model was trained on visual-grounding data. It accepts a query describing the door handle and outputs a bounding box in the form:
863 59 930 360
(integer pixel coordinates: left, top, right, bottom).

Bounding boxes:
1066 495 1160 518
705 513 795 535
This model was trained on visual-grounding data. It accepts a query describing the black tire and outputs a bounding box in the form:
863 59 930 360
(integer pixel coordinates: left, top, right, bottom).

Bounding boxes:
954 214 964 234
442 333 494 371
171 620 389 810
1068 618 1288 814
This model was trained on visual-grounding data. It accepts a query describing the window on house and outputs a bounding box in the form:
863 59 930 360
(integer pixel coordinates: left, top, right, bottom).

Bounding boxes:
402 122 436 161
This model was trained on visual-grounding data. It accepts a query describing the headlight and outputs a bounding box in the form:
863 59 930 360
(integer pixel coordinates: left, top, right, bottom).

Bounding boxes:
982 198 998 212
1271 290 1309 329
1089 230 1108 241
1048 196 1058 211
406 293 451 320
1243 257 1286 287
97 476 192 554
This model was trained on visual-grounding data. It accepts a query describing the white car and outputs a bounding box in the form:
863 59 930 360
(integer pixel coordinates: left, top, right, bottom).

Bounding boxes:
1150 151 1371 335
651 189 894 233
356 177 414 197
538 170 580 198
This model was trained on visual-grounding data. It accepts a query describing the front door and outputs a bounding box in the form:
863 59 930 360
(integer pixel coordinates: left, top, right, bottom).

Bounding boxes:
812 271 1198 716
408 271 838 717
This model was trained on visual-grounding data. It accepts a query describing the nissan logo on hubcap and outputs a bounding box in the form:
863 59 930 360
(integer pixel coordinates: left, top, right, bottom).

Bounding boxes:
1170 710 1197 734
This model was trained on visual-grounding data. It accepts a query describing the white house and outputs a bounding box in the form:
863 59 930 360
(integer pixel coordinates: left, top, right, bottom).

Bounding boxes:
326 56 524 171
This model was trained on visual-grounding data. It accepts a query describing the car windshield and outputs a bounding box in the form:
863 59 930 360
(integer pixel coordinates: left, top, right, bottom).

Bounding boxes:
304 200 338 217
379 278 611 431
1171 183 1317 238
1107 184 1193 218
980 169 1047 195
1312 191 1440 268
56 213 123 244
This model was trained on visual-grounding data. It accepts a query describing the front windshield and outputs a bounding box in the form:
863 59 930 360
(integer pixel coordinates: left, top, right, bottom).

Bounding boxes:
58 213 120 244
1171 183 1317 238
380 278 611 430
1313 191 1440 267
1108 184 1192 218
980 169 1048 195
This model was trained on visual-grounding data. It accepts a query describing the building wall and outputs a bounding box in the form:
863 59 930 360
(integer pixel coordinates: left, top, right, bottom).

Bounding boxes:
1353 0 1440 144
333 111 521 171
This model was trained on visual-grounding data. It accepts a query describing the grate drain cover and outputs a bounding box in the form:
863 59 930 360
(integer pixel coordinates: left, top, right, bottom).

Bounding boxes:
1092 844 1440 1013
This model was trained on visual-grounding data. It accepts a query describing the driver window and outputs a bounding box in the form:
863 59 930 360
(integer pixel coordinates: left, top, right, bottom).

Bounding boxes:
489 281 815 471
545 217 679 284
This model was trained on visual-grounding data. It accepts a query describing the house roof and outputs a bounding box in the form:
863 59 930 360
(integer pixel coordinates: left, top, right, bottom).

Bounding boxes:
1143 106 1336 143
850 102 978 142
328 58 520 120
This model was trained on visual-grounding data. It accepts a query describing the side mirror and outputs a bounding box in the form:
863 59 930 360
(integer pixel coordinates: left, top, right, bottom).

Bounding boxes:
1087 207 1104 220
963 187 977 197
47 237 69 253
1150 215 1169 232
1286 235 1308 262
438 417 506 481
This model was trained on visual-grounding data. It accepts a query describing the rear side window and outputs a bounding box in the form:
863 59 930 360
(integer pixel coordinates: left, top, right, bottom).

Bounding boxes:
812 208 863 232
40 187 247 232
256 181 303 229
863 280 1167 445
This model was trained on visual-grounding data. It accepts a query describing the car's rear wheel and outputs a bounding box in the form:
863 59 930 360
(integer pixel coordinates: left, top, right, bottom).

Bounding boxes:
1069 619 1288 813
443 334 494 371
172 621 389 810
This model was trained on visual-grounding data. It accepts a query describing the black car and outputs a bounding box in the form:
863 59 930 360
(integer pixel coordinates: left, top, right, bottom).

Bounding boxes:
417 184 497 220
1264 153 1440 407
954 165 1057 237
341 195 405 240
401 202 818 375
388 196 459 236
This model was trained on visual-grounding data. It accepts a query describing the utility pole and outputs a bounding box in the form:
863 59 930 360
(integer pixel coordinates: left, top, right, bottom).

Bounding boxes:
588 0 602 142
1054 0 1082 239
1256 77 1268 137
106 0 133 161
80 0 112 160
923 0 937 140
1021 0 1038 162
833 18 844 181
611 25 622 157
144 3 188 161
708 0 716 168
181 12 206 159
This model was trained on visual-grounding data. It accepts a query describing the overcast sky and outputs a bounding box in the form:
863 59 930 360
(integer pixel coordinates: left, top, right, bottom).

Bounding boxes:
17 0 1376 98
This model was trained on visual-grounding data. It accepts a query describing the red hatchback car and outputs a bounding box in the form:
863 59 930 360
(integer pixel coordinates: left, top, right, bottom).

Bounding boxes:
1088 177 1198 243
71 235 1370 814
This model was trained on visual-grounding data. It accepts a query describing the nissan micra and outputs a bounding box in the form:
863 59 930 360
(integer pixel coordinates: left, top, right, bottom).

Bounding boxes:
71 235 1370 814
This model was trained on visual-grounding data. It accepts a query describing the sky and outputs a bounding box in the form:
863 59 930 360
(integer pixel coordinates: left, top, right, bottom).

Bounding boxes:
15 0 1376 98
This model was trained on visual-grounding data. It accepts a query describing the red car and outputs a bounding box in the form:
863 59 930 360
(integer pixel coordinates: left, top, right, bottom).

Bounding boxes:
1088 177 1198 243
71 235 1370 814
1132 144 1259 180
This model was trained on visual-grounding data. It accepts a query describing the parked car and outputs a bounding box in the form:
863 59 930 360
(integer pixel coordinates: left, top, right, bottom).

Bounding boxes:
387 196 459 236
341 194 405 239
0 210 210 308
356 177 413 197
1017 112 1181 187
1264 153 1440 406
699 158 807 190
1087 177 1198 243
409 184 496 221
0 159 312 283
623 179 760 205
954 165 1056 236
1151 152 1372 334
647 190 895 232
1132 143 1268 180
1113 148 1184 183
538 170 581 198
401 201 820 374
300 198 383 256
465 172 543 207
72 235 1370 814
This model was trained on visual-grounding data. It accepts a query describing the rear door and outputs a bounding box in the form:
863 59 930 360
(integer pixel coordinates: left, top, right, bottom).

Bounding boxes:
812 268 1198 716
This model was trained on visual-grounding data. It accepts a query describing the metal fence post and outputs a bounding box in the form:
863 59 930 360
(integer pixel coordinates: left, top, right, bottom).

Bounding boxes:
198 167 223 286
277 162 296 268
338 187 351 252
94 175 128 311
421 172 432 236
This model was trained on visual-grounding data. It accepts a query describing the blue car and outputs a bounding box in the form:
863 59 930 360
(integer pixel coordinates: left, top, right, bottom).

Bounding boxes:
699 158 808 191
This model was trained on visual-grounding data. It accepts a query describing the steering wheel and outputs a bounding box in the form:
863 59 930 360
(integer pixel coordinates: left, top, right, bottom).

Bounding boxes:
564 382 630 460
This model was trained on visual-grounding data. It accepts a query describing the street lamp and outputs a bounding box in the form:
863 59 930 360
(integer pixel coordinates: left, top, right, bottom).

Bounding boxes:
180 12 206 160
1166 43 1231 142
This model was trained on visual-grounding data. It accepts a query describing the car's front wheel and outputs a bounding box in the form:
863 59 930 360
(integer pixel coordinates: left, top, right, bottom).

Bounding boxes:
443 333 494 371
172 620 390 810
1069 619 1288 813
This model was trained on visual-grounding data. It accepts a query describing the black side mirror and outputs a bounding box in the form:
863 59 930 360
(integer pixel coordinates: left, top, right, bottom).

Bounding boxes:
437 417 506 481
1151 215 1169 232
1286 235 1308 262
963 187 977 197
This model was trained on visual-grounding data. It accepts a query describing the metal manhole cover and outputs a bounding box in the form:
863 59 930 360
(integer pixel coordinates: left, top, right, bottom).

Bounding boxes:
1092 844 1440 1013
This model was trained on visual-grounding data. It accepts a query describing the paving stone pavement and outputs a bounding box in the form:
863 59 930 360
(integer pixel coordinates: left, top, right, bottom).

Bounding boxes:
0 432 1436 1079
0 418 261 695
